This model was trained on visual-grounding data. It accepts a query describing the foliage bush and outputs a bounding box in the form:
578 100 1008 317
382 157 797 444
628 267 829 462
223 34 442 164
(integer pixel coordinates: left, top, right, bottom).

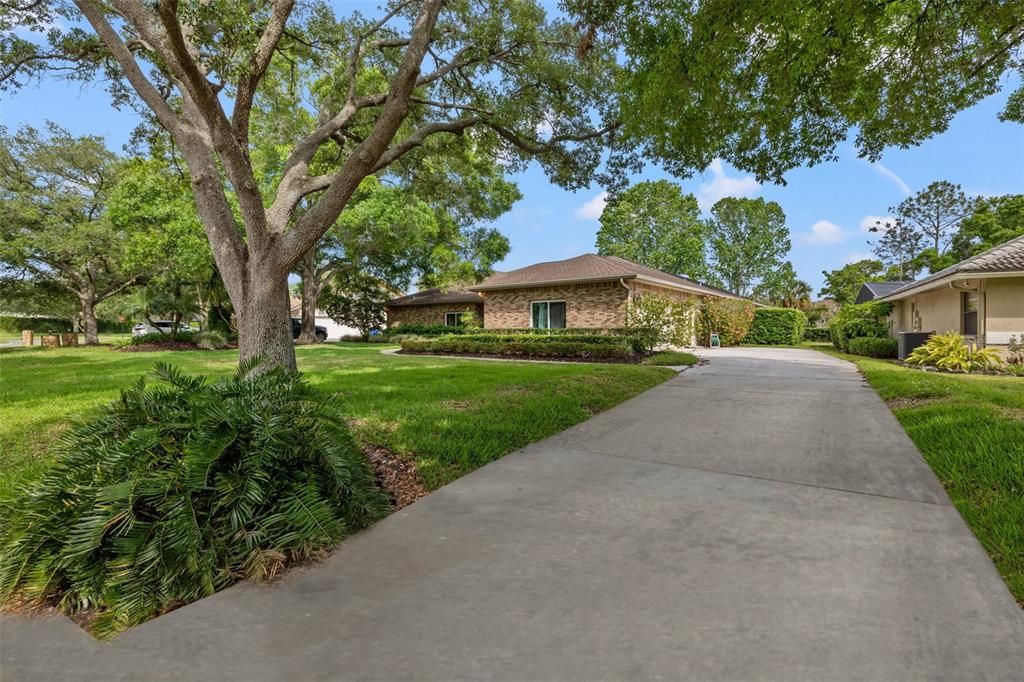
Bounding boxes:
742 307 807 345
847 336 898 358
906 332 1003 372
400 336 633 359
0 363 386 637
388 323 625 337
623 293 696 352
128 330 197 345
1007 335 1024 365
429 332 626 346
196 329 231 350
828 301 892 352
643 351 699 366
803 326 831 342
696 298 755 346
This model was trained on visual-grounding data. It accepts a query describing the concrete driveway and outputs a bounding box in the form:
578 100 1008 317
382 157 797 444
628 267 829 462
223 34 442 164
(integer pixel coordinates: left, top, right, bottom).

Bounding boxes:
3 347 1022 680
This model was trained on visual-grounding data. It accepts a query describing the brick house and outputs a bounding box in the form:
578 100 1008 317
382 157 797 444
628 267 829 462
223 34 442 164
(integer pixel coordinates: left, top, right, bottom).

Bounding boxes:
385 287 485 327
386 253 744 332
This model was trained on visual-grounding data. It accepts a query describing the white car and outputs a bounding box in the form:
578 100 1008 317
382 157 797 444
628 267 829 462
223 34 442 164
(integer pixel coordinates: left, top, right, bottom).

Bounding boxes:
131 321 193 337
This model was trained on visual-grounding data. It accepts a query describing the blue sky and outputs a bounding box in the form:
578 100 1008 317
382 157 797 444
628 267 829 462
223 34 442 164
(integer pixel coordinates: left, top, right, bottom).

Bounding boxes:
3 6 1023 294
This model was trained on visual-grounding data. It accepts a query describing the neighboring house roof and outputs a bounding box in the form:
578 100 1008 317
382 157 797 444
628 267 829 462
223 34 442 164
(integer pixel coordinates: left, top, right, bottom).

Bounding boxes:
854 281 909 304
468 253 745 300
880 234 1024 301
386 287 483 307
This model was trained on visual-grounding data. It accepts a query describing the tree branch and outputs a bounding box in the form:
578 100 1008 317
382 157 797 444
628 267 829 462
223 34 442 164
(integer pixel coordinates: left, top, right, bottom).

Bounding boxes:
73 1 183 135
232 0 296 144
279 0 445 269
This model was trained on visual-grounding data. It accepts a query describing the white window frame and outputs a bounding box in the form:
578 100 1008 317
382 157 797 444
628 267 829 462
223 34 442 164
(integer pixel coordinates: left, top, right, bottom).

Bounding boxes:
444 311 463 327
530 300 567 329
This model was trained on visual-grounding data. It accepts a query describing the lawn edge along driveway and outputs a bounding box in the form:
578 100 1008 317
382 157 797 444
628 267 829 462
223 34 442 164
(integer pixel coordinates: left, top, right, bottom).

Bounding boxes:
813 346 1024 606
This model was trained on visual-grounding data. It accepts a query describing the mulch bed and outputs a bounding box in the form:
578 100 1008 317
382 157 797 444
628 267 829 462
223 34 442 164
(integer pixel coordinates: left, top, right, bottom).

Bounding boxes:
363 444 429 509
397 349 644 364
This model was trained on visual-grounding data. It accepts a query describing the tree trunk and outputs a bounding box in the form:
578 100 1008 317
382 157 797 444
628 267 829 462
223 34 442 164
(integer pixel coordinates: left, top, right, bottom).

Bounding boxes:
296 251 321 345
80 293 100 345
236 271 297 371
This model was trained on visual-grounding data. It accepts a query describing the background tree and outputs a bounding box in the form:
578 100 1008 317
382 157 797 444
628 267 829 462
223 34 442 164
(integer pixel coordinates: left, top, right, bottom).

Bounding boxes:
0 124 138 344
3 0 623 370
753 262 812 309
706 197 791 297
293 148 516 344
870 218 924 281
318 269 393 341
890 180 977 272
567 1 1024 182
596 180 708 279
950 194 1024 259
819 259 886 306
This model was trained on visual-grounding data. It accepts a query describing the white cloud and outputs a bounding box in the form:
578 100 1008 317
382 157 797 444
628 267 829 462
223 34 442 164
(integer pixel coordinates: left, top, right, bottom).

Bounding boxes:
859 214 894 232
867 161 911 195
806 220 847 244
842 251 876 265
536 119 554 139
697 159 761 210
574 191 608 220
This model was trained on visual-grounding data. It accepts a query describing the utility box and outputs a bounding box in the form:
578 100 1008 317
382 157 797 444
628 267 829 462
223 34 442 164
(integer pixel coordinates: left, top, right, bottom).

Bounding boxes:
898 331 933 360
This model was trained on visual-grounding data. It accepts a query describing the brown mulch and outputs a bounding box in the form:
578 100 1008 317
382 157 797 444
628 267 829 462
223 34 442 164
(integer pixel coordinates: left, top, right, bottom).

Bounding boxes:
363 444 429 510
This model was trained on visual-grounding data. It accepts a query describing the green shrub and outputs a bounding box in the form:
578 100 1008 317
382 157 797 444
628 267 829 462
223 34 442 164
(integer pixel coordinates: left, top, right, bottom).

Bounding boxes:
388 323 470 336
828 301 892 352
0 316 125 334
129 330 197 345
624 293 696 353
400 336 633 359
906 332 1003 372
0 363 386 637
643 351 699 366
697 298 755 346
742 307 807 345
847 336 898 358
803 327 831 342
432 332 627 346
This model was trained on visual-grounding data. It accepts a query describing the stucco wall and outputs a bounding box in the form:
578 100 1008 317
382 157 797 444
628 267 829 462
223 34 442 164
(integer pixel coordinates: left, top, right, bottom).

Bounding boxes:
387 303 482 328
481 280 630 329
890 287 961 335
983 278 1024 352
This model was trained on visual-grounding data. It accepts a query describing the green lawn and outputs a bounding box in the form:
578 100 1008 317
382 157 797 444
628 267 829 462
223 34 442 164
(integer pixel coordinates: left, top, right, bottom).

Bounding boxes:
0 343 673 500
818 348 1024 605
643 350 699 366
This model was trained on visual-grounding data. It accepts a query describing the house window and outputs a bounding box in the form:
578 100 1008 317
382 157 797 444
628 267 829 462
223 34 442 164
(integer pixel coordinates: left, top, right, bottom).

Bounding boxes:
531 301 566 329
962 292 979 336
444 312 463 327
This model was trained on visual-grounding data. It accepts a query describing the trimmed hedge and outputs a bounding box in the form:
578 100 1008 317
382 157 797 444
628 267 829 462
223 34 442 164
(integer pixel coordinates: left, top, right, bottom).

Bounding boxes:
129 330 197 345
847 336 898 358
742 307 807 345
697 298 755 346
803 327 831 342
387 323 625 337
828 301 892 352
0 316 127 334
428 332 626 346
400 336 633 359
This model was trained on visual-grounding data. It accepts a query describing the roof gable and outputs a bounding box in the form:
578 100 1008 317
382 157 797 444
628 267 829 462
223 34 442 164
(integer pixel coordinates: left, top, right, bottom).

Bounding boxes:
881 234 1024 300
469 253 743 299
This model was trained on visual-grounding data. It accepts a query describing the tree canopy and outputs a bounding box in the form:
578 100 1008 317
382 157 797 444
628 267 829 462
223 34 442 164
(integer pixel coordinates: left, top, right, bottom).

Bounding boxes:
819 259 886 306
706 197 791 297
567 0 1024 182
595 180 708 280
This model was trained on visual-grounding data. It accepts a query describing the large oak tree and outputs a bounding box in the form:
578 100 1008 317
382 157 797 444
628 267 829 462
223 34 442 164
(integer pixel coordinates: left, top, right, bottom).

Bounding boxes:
2 0 621 369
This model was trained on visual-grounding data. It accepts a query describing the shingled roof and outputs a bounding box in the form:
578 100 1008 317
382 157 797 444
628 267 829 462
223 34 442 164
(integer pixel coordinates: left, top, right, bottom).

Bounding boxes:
854 281 909 304
386 287 482 307
468 254 744 299
881 234 1024 300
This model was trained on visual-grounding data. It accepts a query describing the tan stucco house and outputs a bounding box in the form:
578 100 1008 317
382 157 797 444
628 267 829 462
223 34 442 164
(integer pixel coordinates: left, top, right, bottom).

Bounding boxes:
879 234 1024 356
386 253 744 332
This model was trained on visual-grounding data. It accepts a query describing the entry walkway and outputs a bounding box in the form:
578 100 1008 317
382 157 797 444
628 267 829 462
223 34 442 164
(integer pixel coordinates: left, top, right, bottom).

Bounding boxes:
2 348 1022 680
